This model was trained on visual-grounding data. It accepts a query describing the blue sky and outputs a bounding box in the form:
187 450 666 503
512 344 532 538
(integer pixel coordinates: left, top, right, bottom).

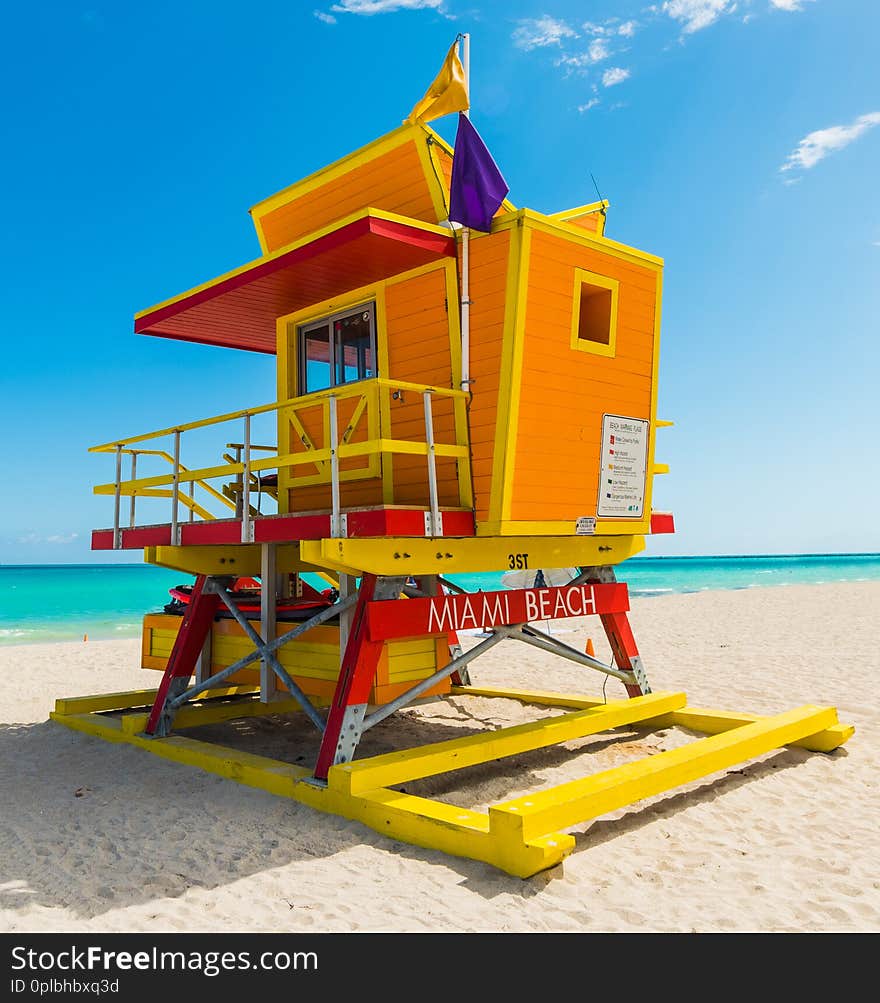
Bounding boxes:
1 0 877 563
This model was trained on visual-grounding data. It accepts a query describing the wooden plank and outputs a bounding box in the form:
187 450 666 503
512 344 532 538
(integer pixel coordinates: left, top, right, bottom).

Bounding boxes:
490 705 839 842
54 685 260 716
642 706 854 753
331 692 687 795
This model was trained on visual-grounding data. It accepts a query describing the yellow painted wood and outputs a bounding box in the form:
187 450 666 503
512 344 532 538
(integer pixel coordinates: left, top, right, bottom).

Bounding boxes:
144 543 319 577
490 705 839 843
51 688 853 878
640 707 854 753
331 692 687 795
449 686 609 709
300 532 645 576
120 693 322 735
53 685 259 716
51 706 572 877
568 267 620 359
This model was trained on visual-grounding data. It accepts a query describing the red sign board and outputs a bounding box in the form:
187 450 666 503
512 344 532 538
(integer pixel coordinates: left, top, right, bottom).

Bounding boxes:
366 582 629 641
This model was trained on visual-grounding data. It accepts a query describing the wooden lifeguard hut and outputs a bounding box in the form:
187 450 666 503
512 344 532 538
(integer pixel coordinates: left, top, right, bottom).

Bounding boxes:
52 38 852 877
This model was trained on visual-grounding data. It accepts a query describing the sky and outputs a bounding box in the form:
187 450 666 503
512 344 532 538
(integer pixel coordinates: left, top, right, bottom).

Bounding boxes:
1 0 878 563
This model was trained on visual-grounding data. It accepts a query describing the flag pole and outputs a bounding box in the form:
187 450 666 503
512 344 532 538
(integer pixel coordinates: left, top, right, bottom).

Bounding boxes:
459 32 471 393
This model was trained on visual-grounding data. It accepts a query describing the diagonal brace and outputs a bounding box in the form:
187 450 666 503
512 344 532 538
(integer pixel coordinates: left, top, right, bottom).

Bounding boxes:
206 580 326 731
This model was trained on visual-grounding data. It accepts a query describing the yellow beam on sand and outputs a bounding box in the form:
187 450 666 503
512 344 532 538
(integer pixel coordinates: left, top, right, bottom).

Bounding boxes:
642 706 854 753
53 685 259 716
450 685 608 709
489 705 839 844
331 692 687 796
51 707 570 878
119 693 326 735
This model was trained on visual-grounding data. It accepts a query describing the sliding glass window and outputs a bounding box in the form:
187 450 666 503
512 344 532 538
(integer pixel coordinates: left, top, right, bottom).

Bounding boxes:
298 302 377 394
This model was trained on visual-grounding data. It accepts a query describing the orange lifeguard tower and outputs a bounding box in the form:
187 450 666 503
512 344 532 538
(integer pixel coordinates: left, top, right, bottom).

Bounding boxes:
52 39 852 876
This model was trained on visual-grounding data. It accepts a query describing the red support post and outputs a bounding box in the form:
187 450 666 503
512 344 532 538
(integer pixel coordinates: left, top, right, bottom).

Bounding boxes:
598 609 647 698
313 574 384 779
145 575 222 735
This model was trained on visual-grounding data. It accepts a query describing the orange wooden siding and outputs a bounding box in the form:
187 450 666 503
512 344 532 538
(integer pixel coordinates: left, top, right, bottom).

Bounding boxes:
510 229 658 523
256 140 437 252
563 213 602 234
465 230 512 523
384 267 460 507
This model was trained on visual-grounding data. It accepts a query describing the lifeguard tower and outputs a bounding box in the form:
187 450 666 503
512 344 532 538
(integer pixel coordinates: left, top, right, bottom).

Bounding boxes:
52 40 852 877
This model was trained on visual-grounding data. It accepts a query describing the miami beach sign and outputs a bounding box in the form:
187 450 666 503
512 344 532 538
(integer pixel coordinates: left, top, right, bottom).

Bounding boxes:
366 582 630 640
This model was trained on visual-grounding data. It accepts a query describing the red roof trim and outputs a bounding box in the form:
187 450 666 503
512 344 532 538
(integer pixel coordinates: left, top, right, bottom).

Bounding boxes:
134 216 455 335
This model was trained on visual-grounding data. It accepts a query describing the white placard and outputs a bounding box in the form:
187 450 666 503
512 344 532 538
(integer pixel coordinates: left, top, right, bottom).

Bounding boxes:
597 414 649 519
575 516 596 535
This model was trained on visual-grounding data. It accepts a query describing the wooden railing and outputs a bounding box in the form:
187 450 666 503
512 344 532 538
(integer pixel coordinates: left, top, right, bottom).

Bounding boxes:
91 379 472 548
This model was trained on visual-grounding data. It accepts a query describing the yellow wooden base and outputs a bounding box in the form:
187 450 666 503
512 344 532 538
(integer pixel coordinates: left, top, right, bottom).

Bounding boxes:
50 686 853 878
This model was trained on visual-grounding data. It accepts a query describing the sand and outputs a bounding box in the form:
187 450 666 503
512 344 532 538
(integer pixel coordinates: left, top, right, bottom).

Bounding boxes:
0 581 877 933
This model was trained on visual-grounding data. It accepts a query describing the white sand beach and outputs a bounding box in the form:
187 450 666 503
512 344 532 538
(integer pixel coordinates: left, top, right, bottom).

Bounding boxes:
1 581 877 933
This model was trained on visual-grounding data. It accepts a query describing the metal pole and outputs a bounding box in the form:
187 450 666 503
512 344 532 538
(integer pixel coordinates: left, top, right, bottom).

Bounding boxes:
128 452 137 528
423 391 440 535
241 414 251 543
260 543 277 702
363 629 505 731
113 445 123 549
459 32 471 392
514 624 633 682
329 394 341 537
170 430 181 546
203 584 328 732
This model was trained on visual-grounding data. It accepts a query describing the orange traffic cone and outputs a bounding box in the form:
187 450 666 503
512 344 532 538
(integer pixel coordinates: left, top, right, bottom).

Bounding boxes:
585 637 595 657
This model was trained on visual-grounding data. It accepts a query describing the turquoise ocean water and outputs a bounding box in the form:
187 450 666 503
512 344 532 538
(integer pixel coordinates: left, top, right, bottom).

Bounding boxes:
1 554 878 645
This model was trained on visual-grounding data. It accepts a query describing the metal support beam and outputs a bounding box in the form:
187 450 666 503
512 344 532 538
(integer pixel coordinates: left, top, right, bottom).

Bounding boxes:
260 543 278 702
363 630 507 731
211 581 325 731
170 429 181 546
169 593 355 709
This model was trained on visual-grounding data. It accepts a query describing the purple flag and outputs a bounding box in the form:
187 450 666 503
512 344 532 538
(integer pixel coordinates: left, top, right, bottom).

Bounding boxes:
448 114 509 232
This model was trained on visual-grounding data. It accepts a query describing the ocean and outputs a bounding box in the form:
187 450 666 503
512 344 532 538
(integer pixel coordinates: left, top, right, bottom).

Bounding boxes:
1 553 878 646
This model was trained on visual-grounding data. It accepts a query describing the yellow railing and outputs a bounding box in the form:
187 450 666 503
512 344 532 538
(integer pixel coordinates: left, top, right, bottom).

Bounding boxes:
92 378 472 547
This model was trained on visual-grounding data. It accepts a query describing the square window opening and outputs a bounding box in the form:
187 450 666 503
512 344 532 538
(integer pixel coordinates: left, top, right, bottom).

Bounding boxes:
577 282 613 348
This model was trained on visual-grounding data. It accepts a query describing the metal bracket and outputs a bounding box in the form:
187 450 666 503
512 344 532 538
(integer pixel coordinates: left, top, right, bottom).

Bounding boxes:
334 704 367 765
149 676 190 738
339 513 348 538
423 510 444 537
629 655 652 694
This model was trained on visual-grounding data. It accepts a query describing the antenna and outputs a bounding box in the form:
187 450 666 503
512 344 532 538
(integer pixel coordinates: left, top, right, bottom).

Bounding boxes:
589 171 607 215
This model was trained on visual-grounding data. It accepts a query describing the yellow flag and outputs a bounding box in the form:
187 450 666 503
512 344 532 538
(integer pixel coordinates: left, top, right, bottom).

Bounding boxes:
406 40 469 124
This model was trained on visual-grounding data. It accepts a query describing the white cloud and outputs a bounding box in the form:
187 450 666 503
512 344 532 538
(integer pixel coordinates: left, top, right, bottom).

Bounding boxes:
314 9 337 23
602 66 631 87
780 112 880 172
513 15 577 50
770 0 812 10
17 532 79 545
662 1 734 34
618 20 638 37
556 37 611 71
578 98 600 112
330 0 443 14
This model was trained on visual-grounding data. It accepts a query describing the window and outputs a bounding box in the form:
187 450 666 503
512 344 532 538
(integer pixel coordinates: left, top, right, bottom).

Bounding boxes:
298 302 377 393
569 269 619 358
